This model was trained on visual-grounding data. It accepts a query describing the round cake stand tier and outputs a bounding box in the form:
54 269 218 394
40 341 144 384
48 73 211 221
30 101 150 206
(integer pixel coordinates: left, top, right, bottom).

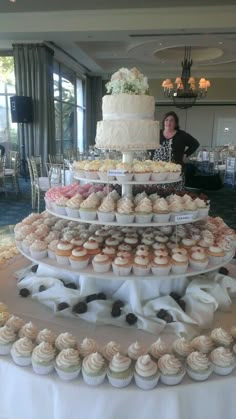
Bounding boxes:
73 175 182 185
17 247 234 281
46 208 207 227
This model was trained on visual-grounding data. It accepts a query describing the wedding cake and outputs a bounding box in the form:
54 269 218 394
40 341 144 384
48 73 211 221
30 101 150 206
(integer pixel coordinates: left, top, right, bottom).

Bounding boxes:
95 68 160 150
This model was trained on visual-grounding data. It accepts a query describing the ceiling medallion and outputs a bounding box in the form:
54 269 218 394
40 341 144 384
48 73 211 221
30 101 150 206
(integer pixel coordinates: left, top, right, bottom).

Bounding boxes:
162 46 211 109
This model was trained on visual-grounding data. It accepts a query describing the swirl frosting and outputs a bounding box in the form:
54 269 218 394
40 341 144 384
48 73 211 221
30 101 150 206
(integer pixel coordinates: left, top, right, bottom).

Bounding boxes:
191 335 215 353
135 197 152 214
56 348 80 369
5 315 25 332
210 328 233 346
210 347 235 367
158 354 182 375
149 338 169 359
19 322 39 340
102 341 122 361
30 240 47 251
79 337 99 358
117 197 134 215
98 196 116 213
127 341 146 360
12 337 34 356
135 354 158 377
80 193 100 209
55 332 78 351
66 194 83 209
0 311 11 326
187 351 210 371
36 329 57 345
172 338 193 357
109 353 131 373
83 352 106 374
153 198 169 214
0 325 16 344
32 342 56 363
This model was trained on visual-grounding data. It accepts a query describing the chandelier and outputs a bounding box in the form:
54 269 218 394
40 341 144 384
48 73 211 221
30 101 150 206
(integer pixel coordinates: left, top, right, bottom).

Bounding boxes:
162 46 211 109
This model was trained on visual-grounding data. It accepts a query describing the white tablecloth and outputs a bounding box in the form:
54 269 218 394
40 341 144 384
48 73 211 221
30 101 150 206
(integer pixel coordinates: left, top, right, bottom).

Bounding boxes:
1 256 236 419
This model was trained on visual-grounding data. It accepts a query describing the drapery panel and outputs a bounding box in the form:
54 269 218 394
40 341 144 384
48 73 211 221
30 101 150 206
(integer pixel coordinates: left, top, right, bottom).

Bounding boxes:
85 76 103 149
13 43 55 167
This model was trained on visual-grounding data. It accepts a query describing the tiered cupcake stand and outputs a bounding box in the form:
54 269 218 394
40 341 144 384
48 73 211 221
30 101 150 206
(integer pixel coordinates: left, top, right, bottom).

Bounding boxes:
17 150 234 334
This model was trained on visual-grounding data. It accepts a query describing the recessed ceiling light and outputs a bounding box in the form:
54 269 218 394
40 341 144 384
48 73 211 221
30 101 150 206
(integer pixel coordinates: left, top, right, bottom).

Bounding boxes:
218 41 223 45
9 0 16 3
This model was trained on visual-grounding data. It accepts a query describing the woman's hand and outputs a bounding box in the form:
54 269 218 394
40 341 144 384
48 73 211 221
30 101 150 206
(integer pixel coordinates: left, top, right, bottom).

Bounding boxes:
182 153 188 163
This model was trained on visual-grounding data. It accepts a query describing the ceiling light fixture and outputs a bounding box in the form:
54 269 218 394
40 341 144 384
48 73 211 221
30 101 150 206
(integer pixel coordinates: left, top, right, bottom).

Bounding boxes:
162 46 211 109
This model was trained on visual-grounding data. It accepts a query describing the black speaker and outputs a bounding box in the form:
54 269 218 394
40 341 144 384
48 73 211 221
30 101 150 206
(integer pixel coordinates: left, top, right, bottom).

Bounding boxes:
10 96 33 123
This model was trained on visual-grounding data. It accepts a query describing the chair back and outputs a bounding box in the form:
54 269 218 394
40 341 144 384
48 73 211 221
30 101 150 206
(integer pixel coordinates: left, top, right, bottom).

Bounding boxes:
6 151 19 171
0 156 6 178
31 155 43 176
48 154 64 164
27 157 34 184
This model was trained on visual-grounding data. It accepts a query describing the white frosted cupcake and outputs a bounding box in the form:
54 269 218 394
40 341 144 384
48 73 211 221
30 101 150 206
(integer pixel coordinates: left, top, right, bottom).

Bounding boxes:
55 348 81 381
65 194 83 218
10 337 34 366
55 332 78 352
69 247 90 269
169 201 184 222
191 335 215 354
97 195 116 222
134 354 159 390
92 253 111 273
133 162 151 182
186 351 213 381
55 240 74 265
148 338 170 361
47 239 59 260
5 315 25 333
79 337 99 359
158 354 185 385
135 197 153 224
82 352 107 386
127 341 146 362
116 197 135 224
194 198 210 218
115 162 133 183
172 338 193 360
55 196 68 215
133 255 150 276
32 342 56 374
19 321 39 341
171 252 189 274
107 353 133 388
151 255 171 276
210 346 236 375
29 239 48 259
22 233 37 254
112 256 132 276
210 328 233 347
153 198 170 223
207 246 225 265
36 329 57 346
189 250 209 271
102 341 123 362
183 199 198 219
0 325 17 355
79 192 99 220
0 311 11 327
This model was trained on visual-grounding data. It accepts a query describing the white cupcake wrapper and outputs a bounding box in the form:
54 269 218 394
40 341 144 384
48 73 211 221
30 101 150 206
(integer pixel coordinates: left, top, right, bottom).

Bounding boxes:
197 207 209 218
133 266 151 276
97 212 116 222
55 255 70 265
112 264 132 276
92 261 111 273
55 206 67 215
32 361 54 375
186 365 213 381
55 366 81 381
116 213 135 224
160 369 186 385
133 173 151 182
107 373 133 388
30 249 48 260
84 171 99 179
0 343 13 355
135 214 153 224
48 249 56 260
208 255 224 265
189 259 209 271
79 210 97 220
212 362 236 376
153 213 170 223
171 263 188 275
65 208 80 218
70 258 89 269
134 372 160 390
115 174 133 183
151 265 171 276
82 370 106 386
167 172 181 181
98 173 115 181
10 349 32 367
151 173 167 181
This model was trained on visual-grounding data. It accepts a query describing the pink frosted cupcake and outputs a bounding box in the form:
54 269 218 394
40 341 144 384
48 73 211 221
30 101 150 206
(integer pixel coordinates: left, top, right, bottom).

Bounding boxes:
29 239 48 259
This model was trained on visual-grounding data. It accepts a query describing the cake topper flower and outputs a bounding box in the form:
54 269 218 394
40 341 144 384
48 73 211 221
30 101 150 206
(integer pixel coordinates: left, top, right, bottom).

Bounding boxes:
106 67 149 95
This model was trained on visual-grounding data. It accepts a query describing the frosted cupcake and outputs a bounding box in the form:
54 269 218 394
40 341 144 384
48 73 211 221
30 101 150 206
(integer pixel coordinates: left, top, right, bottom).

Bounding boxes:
171 252 189 274
116 197 135 224
230 326 236 340
210 346 236 375
98 160 116 181
22 233 38 254
102 340 123 362
151 163 167 181
5 315 25 333
69 247 90 269
148 338 170 361
82 352 107 386
182 198 198 219
151 255 171 276
102 246 116 261
135 197 153 223
210 328 233 348
55 196 69 215
18 321 39 341
79 337 99 359
127 341 146 362
36 328 57 346
153 198 170 223
84 160 100 179
172 338 193 360
92 253 111 273
191 335 215 354
79 192 100 220
10 337 34 366
195 197 210 218
107 353 133 388
112 256 132 276
0 311 11 327
97 195 116 222
55 348 81 381
55 332 78 352
169 200 184 222
29 239 48 260
55 240 74 265
158 354 185 385
186 351 213 381
207 246 225 265
115 162 133 183
133 256 150 276
189 250 209 271
0 325 17 355
134 354 159 390
133 162 151 182
32 342 56 374
66 194 83 218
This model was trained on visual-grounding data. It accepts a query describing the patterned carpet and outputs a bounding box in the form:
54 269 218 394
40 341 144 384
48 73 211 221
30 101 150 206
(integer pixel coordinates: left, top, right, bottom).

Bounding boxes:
0 176 236 230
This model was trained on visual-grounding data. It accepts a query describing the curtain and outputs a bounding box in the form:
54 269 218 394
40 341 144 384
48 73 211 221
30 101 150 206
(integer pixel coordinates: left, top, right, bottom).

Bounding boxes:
13 43 55 167
85 76 103 150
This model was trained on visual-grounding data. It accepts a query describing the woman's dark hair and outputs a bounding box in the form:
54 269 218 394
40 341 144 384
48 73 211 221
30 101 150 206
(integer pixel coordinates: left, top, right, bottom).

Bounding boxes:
162 111 180 130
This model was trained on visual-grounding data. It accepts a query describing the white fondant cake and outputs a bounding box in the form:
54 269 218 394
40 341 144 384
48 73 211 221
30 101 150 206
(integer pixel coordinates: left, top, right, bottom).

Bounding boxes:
102 94 154 120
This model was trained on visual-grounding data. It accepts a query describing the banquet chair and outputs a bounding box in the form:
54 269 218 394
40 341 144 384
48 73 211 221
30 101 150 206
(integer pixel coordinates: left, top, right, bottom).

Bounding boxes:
48 154 64 164
0 156 7 197
29 157 50 212
4 151 20 194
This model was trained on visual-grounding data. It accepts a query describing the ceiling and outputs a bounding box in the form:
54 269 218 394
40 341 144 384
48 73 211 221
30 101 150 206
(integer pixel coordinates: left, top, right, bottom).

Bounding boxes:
1 1 236 79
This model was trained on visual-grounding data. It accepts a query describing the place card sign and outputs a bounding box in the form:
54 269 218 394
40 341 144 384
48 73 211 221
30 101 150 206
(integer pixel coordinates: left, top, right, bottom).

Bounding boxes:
107 169 126 177
175 214 193 223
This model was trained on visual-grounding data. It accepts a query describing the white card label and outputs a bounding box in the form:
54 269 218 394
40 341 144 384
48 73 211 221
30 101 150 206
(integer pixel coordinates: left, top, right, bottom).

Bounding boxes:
107 169 126 177
175 214 193 222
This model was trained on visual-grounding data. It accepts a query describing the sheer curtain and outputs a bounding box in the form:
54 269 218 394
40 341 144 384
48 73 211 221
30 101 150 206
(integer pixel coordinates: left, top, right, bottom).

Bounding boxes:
13 43 55 166
85 76 103 150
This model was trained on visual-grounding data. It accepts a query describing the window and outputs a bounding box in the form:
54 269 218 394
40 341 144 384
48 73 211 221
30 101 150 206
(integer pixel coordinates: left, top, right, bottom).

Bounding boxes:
53 61 86 154
0 56 17 154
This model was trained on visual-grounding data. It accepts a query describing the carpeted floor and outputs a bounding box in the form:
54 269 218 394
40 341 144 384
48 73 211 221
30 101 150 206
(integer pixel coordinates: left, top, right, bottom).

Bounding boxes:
0 176 236 229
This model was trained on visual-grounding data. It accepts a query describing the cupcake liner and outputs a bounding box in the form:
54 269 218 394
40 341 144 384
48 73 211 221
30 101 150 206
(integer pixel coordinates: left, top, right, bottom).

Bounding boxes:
186 365 213 381
211 362 236 376
30 249 48 260
15 240 23 249
208 255 224 265
79 209 97 221
134 173 151 182
151 172 167 181
133 265 150 276
65 208 80 218
153 213 170 223
183 210 198 220
115 213 135 224
167 172 181 181
22 243 31 254
44 198 52 210
134 372 160 390
74 170 85 178
107 372 133 388
135 214 153 224
70 258 89 270
82 369 106 386
189 259 209 271
84 171 99 179
0 343 13 355
171 263 188 275
55 255 70 265
151 265 171 276
197 207 209 218
55 366 81 381
98 172 115 181
32 361 54 375
160 368 186 385
112 263 132 276
55 206 67 216
97 212 115 222
48 249 56 260
116 174 133 183
92 261 111 273
10 348 32 367
170 212 184 222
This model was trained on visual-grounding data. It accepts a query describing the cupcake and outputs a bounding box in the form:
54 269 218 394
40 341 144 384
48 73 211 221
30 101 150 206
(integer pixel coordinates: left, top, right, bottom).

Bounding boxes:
134 354 159 390
133 162 151 182
210 346 236 375
55 241 74 265
230 326 236 340
55 332 78 352
0 311 11 327
112 256 132 276
22 233 38 254
84 161 100 179
36 328 57 346
82 352 107 386
148 338 170 361
207 246 225 265
210 328 233 347
79 337 99 359
54 196 69 215
151 255 171 276
127 341 146 362
0 325 17 355
102 246 116 261
29 239 48 260
158 354 185 385
186 351 213 381
65 194 83 218
191 335 215 354
133 256 150 276
183 198 198 219
195 197 210 218
169 200 184 221
152 198 170 223
115 162 133 183
116 197 135 224
189 250 209 271
102 340 123 362
92 253 111 273
69 247 90 269
18 321 39 341
171 252 189 274
151 163 167 181
79 193 99 220
172 338 193 360
5 315 25 332
107 353 133 388
97 195 116 222
135 197 153 224
10 337 34 366
32 341 56 374
55 348 81 381
98 160 116 181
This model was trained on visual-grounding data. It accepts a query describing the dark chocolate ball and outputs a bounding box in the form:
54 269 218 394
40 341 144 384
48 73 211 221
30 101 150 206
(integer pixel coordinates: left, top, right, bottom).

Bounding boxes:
31 265 38 273
178 299 186 312
64 282 77 290
163 313 173 323
85 294 98 303
57 302 69 311
156 309 168 319
97 292 107 300
72 302 87 314
38 285 46 292
126 313 138 325
170 292 181 301
19 288 30 298
111 305 122 318
218 267 229 276
113 299 125 308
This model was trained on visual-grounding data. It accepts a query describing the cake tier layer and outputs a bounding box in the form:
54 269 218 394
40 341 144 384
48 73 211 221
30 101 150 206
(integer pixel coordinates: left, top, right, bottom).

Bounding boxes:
96 119 160 150
102 94 155 120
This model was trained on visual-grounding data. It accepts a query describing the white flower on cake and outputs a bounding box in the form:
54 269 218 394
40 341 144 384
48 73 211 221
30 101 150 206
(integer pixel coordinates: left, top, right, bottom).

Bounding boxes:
106 67 149 95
